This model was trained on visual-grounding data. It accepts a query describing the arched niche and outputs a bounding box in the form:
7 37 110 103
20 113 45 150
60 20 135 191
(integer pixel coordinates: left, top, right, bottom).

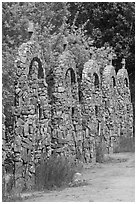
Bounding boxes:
65 68 76 85
28 57 45 121
112 76 116 87
124 77 128 87
29 57 44 79
117 68 130 94
65 67 77 101
103 65 117 91
95 105 98 116
93 73 99 89
78 89 83 103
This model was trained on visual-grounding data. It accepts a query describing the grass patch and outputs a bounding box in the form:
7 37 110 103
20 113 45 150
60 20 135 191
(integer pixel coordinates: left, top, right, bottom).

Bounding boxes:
3 186 23 202
103 155 128 163
113 137 135 153
35 154 82 190
95 142 105 163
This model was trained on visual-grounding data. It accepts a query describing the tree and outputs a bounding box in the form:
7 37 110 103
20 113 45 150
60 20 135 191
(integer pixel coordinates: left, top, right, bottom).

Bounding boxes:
68 2 135 70
68 2 135 120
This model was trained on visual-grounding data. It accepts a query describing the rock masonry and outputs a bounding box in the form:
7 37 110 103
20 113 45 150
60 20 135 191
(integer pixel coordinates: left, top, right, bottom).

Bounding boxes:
4 30 133 188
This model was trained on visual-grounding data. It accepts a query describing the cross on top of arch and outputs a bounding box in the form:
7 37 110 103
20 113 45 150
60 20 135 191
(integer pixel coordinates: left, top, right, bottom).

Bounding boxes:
121 58 126 69
108 53 113 65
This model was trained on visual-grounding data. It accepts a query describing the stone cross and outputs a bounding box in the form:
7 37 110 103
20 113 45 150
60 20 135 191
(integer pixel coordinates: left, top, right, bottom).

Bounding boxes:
108 53 113 65
121 58 126 69
28 21 34 40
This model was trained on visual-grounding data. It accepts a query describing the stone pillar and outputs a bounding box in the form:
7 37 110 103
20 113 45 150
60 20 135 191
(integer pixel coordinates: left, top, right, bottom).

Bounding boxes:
13 37 51 189
117 59 133 139
81 59 102 162
51 51 83 159
2 106 6 197
102 56 118 153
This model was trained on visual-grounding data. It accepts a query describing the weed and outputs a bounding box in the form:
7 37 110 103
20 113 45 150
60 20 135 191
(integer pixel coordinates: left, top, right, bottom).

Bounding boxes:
3 185 23 202
35 154 81 190
113 137 135 153
95 142 105 163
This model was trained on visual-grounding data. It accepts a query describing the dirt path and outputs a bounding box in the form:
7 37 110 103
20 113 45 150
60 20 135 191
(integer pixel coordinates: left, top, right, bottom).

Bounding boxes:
24 152 135 202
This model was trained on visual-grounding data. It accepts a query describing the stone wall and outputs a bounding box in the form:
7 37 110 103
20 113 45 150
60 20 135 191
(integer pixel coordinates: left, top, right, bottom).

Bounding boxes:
81 59 101 162
13 38 51 188
101 59 118 153
11 33 133 188
116 60 133 139
2 106 6 195
2 105 6 164
51 51 83 159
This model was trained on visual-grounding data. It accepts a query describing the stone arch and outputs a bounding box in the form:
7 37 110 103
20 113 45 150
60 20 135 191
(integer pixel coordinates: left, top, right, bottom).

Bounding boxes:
82 59 101 85
29 57 44 79
102 64 117 152
51 51 82 158
116 67 133 138
13 39 51 187
102 65 117 90
81 59 102 162
65 68 76 84
27 56 45 121
117 68 129 87
117 68 130 99
82 59 101 109
65 67 77 102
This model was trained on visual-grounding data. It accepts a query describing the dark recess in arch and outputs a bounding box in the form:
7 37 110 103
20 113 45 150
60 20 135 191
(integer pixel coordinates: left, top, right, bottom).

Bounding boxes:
112 76 116 87
78 89 83 103
65 68 76 84
124 78 128 87
93 73 99 89
29 57 44 79
72 107 75 116
95 105 98 116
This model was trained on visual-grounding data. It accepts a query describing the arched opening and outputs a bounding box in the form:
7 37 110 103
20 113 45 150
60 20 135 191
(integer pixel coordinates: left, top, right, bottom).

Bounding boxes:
72 107 75 116
124 78 128 87
105 101 107 109
65 68 76 84
29 57 44 79
28 58 44 122
93 73 99 89
38 103 42 120
78 89 83 103
65 68 77 101
112 76 116 87
95 105 98 116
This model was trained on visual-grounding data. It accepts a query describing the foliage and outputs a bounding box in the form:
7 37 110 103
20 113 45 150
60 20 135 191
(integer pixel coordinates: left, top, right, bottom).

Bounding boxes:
3 184 23 202
68 2 135 70
35 154 80 190
68 2 135 117
113 137 135 153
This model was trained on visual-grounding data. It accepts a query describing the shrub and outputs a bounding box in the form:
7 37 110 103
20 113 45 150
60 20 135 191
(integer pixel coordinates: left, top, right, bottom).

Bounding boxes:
95 142 105 163
113 136 135 153
35 154 81 190
2 172 22 202
3 187 23 202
